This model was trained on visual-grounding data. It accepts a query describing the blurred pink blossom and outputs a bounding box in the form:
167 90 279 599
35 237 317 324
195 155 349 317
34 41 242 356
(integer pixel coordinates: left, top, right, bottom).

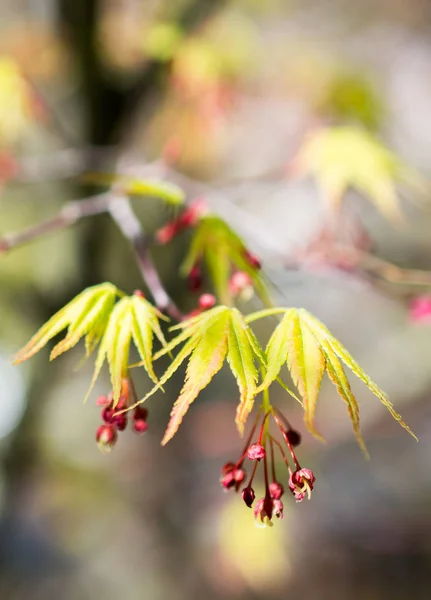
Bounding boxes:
410 296 431 323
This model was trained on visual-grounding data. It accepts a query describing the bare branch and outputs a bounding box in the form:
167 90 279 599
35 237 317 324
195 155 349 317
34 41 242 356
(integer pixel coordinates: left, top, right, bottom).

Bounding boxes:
108 193 184 321
0 194 109 254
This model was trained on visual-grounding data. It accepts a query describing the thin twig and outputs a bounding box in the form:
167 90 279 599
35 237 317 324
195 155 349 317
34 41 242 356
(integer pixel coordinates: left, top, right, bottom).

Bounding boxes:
0 193 109 254
107 192 184 320
357 251 431 287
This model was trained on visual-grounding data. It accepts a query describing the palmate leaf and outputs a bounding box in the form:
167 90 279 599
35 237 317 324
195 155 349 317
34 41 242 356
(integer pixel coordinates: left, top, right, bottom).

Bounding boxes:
132 306 267 445
86 295 168 406
82 173 185 205
291 126 423 222
181 215 271 305
254 307 416 452
162 312 230 445
14 283 119 364
15 284 168 408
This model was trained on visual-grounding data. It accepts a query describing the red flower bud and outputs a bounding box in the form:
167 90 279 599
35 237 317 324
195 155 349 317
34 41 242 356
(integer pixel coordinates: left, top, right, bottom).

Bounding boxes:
269 481 284 500
188 265 202 292
133 290 145 298
284 429 301 447
114 414 128 431
96 424 117 454
133 419 148 433
243 249 261 270
133 406 148 421
220 464 246 490
101 407 115 424
178 198 207 227
247 443 266 461
156 221 180 244
221 462 236 475
198 293 216 310
241 486 255 508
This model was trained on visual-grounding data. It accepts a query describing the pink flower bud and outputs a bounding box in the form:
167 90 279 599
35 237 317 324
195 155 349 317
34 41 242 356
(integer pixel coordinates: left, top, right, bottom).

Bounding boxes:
288 468 316 502
133 290 145 298
198 293 216 310
241 486 255 508
229 271 253 298
247 443 266 461
96 424 117 454
272 499 284 519
254 496 274 526
96 395 110 406
220 464 246 490
269 481 284 500
133 419 148 433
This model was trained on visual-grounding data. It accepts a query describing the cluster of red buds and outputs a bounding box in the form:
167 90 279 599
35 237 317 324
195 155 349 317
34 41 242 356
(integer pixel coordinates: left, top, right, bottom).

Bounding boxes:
220 408 315 527
95 378 148 453
155 198 208 245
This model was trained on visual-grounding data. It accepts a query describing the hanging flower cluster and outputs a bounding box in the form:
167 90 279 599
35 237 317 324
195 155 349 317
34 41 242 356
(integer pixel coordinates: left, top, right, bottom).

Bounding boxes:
95 378 149 453
221 407 315 527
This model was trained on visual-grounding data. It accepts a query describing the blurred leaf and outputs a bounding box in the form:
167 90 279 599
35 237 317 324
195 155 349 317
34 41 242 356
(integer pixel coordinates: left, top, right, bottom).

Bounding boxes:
321 71 384 130
83 173 185 205
144 22 184 62
292 126 422 222
181 215 270 305
253 307 416 451
0 57 36 146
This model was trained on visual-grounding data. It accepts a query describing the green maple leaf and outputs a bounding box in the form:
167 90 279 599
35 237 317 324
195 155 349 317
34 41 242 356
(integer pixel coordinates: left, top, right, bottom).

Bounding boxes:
131 306 270 445
14 285 168 408
248 307 416 454
86 294 168 406
181 215 270 305
14 283 119 364
292 126 423 222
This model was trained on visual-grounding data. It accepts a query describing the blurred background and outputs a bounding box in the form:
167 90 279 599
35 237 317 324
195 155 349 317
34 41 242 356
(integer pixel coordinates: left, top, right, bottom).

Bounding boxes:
1 0 431 599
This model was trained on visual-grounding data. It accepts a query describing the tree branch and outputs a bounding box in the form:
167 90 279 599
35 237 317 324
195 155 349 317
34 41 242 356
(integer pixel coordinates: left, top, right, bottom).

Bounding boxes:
107 194 183 320
0 193 109 254
0 186 184 318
